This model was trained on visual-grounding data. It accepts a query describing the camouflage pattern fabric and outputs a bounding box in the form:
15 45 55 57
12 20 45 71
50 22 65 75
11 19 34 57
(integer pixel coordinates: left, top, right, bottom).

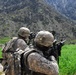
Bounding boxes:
23 47 59 75
2 37 27 75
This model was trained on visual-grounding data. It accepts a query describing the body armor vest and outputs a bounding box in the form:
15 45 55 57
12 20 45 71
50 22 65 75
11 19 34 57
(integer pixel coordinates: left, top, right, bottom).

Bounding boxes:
22 47 46 75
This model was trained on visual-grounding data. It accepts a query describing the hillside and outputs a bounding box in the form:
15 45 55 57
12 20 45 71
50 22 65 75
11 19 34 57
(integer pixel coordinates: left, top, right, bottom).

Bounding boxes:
0 0 76 40
46 0 76 21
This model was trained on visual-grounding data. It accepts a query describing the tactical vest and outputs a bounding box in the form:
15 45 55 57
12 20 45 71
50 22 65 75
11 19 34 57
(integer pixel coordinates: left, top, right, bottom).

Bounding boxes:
22 47 46 75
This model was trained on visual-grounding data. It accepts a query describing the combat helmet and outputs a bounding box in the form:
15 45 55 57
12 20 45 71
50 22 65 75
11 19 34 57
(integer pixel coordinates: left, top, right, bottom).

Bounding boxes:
18 27 30 38
34 31 54 47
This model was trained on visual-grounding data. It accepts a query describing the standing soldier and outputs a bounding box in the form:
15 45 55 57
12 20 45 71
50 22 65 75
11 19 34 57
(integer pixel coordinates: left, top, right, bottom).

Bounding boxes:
23 30 59 75
2 27 30 75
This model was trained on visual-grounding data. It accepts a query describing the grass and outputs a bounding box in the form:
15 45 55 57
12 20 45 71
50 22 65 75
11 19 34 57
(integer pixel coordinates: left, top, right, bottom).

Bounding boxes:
0 37 10 58
0 48 2 58
0 37 10 44
59 44 76 75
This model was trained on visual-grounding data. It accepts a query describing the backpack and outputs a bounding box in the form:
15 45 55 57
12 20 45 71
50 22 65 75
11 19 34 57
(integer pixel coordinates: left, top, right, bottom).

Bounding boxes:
2 38 18 65
2 38 18 53
2 38 22 75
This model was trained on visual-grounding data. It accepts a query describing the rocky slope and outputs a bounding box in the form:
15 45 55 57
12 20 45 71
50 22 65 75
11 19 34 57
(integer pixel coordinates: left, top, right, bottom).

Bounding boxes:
0 0 76 40
46 0 76 20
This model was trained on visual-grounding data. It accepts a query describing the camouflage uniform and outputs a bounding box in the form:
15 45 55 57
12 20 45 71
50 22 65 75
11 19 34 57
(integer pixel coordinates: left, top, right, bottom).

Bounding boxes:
2 27 30 75
23 31 59 75
3 38 27 75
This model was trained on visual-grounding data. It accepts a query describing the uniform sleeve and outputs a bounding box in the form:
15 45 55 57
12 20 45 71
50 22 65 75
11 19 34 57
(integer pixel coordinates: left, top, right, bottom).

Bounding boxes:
17 39 27 50
27 52 59 75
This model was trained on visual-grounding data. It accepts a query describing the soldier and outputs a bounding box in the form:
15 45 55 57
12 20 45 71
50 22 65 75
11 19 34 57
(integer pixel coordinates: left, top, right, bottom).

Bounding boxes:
23 30 59 75
2 27 30 75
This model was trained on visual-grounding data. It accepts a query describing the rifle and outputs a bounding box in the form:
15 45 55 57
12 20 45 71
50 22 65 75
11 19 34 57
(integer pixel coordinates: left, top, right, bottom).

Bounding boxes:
45 39 66 64
28 32 36 45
